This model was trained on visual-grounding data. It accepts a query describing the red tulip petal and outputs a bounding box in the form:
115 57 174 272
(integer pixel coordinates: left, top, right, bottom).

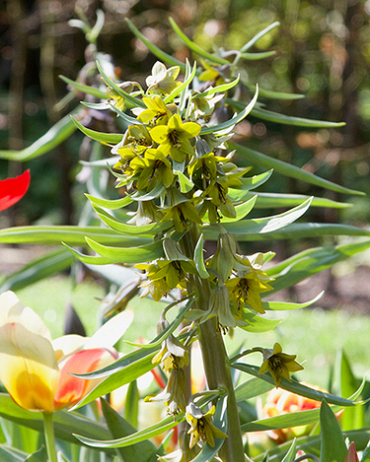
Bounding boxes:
54 348 116 409
345 442 360 462
0 170 31 211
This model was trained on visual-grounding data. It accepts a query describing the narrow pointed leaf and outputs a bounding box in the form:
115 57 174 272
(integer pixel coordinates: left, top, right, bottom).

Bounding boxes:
281 440 297 462
0 394 113 449
59 75 108 99
125 19 185 69
0 226 151 246
109 103 145 125
240 50 277 60
266 240 370 294
250 105 346 127
237 169 274 191
194 234 210 279
25 446 48 462
234 192 352 209
74 413 184 448
101 399 155 462
92 205 172 235
129 183 165 201
320 400 347 462
125 381 139 429
71 117 123 144
0 446 26 462
194 75 240 98
63 244 114 265
85 237 164 263
232 363 363 406
243 82 304 100
204 198 312 239
164 60 197 103
0 111 78 161
235 378 274 402
176 170 194 193
169 18 229 65
262 291 324 311
85 194 133 210
241 312 282 333
0 248 74 293
232 143 365 195
203 196 257 224
241 21 280 51
200 86 258 135
96 60 145 108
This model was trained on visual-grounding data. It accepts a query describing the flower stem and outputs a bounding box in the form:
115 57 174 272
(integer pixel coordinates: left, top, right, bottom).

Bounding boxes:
180 225 245 462
43 412 58 462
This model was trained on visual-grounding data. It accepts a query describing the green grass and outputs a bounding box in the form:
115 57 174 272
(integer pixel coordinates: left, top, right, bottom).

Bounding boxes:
15 276 370 390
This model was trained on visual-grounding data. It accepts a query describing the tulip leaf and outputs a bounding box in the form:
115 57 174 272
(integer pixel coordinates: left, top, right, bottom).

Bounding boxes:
204 197 312 239
0 248 74 293
59 75 108 99
320 400 347 462
194 234 210 279
233 191 351 209
0 111 78 161
71 117 123 145
262 291 324 311
25 446 48 462
0 446 26 462
190 395 228 462
232 143 364 195
235 377 274 402
85 194 133 210
74 413 184 448
240 312 282 333
265 239 370 294
200 86 259 135
125 381 139 429
340 350 365 431
85 237 164 263
101 399 155 462
281 439 297 462
0 226 152 246
92 205 172 235
232 363 364 407
0 394 113 450
71 350 159 409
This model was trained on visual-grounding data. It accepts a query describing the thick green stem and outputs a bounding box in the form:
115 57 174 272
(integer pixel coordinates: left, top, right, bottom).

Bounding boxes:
43 412 58 462
180 225 245 462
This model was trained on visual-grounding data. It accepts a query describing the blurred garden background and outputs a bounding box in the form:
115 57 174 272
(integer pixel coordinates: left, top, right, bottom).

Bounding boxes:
1 0 370 389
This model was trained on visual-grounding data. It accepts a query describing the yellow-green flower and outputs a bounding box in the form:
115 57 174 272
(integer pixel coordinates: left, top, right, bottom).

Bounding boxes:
113 125 152 163
147 366 186 414
162 201 203 232
131 148 174 190
186 403 227 449
136 259 197 301
258 343 304 388
106 81 139 110
136 96 174 125
146 62 181 96
150 114 201 162
198 59 228 85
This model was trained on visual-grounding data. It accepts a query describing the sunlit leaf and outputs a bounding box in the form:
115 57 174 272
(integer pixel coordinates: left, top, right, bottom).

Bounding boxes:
262 291 324 311
240 21 280 52
59 75 108 99
85 194 133 210
0 111 78 161
194 75 240 98
194 234 210 279
320 400 347 462
85 237 164 263
169 18 229 65
200 86 258 135
232 143 364 196
232 363 363 407
235 377 274 402
71 117 123 145
164 60 197 103
240 312 282 333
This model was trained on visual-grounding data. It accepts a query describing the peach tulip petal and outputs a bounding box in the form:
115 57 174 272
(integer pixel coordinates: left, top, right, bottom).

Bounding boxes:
0 323 59 412
52 335 88 361
0 291 52 340
54 348 117 409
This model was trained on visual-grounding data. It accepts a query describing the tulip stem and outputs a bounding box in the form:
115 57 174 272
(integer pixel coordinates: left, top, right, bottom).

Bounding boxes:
43 412 58 462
